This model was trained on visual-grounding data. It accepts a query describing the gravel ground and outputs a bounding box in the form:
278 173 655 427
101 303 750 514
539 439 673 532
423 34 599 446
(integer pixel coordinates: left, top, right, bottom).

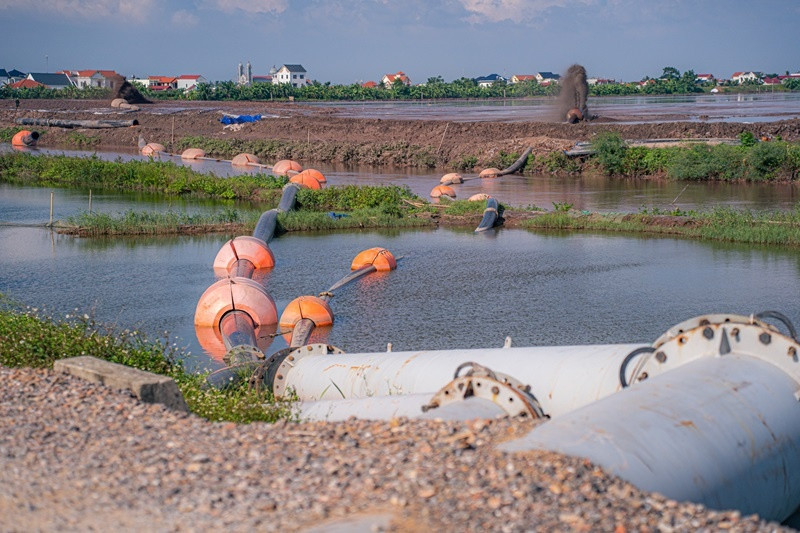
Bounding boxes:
0 366 790 532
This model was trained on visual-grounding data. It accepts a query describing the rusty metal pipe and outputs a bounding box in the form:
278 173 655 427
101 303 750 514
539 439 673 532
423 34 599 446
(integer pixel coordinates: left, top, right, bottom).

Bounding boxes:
219 310 258 351
276 343 643 416
230 258 256 279
502 354 800 522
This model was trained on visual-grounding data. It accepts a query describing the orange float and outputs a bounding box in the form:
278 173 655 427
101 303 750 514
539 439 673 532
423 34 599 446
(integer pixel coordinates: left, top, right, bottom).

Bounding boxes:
430 185 456 198
181 148 206 160
469 193 491 202
295 168 327 183
272 159 303 175
279 296 334 328
289 173 322 190
479 168 501 179
194 277 278 329
141 142 165 156
212 236 275 276
351 247 397 271
232 153 260 166
440 173 462 184
11 130 39 147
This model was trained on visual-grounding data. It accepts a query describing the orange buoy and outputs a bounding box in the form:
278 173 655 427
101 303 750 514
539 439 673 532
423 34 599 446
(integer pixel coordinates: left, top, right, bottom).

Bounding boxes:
181 148 206 160
440 173 462 184
351 247 397 272
213 236 275 276
430 185 456 198
272 159 303 175
141 142 165 156
11 130 39 147
232 153 260 166
479 168 501 179
469 193 491 202
295 168 327 183
279 295 334 328
194 277 278 329
289 173 322 190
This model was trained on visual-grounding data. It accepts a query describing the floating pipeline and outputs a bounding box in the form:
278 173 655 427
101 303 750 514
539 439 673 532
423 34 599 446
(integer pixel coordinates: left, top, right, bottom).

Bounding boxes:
16 117 139 129
474 196 503 233
11 130 39 147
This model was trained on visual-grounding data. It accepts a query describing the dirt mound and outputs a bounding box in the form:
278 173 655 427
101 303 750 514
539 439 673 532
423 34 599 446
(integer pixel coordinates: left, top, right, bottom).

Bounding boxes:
110 76 151 104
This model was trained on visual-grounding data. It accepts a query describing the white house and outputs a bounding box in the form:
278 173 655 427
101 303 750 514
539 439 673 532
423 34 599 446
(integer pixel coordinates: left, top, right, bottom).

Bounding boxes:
0 69 8 86
71 70 118 89
272 64 308 88
127 77 152 88
176 75 207 90
730 71 761 84
475 73 505 87
381 71 410 88
535 72 560 83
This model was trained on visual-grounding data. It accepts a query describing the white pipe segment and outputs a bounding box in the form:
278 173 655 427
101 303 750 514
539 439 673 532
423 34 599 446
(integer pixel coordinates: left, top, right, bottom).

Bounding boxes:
298 394 507 422
282 343 644 417
501 354 800 522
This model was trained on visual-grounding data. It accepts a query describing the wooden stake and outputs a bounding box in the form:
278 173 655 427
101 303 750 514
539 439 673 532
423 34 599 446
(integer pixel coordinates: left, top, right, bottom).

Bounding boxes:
88 189 92 213
49 191 54 227
171 116 175 151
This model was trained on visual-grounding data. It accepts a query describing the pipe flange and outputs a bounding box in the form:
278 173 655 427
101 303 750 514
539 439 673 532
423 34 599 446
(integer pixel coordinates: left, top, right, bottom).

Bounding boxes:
423 365 546 419
632 317 800 387
272 344 344 399
223 344 264 365
652 314 775 349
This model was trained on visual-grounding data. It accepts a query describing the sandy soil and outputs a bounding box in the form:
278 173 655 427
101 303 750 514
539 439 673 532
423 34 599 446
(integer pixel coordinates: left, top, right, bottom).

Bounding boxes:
4 99 800 168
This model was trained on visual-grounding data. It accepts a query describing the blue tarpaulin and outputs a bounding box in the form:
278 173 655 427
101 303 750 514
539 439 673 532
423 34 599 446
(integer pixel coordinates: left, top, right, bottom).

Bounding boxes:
220 114 262 125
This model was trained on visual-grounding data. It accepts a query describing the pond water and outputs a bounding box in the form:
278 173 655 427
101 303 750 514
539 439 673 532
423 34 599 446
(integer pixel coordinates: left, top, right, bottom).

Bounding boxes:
312 93 800 124
4 144 800 213
2 184 799 373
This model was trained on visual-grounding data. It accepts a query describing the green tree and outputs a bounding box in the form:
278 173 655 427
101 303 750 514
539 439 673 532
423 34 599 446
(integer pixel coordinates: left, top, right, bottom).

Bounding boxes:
661 66 681 80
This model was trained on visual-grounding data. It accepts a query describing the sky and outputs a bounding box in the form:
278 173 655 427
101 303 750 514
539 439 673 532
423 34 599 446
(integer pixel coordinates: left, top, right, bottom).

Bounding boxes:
1 0 799 84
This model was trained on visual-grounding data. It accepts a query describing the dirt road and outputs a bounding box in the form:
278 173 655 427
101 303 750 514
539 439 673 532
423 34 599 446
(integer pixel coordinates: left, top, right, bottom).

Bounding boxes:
3 99 800 168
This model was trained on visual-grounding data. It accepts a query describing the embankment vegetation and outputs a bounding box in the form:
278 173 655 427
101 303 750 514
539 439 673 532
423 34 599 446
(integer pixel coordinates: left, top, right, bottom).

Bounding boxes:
0 297 294 423
588 132 800 181
524 207 800 247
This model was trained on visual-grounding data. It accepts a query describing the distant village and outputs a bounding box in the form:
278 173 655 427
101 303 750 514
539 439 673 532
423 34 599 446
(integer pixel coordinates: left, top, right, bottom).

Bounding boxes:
1 63 799 92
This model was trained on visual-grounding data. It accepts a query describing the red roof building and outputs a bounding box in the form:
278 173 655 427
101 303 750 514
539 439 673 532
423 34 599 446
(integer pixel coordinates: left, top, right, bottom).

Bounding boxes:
8 79 45 89
381 71 410 88
361 80 377 88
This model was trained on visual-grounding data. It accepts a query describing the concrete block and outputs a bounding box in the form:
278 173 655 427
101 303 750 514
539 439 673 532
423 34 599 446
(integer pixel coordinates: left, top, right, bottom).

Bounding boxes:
54 356 189 412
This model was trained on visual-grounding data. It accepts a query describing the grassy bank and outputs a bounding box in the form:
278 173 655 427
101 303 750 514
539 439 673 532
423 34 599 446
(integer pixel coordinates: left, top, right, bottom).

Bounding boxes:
176 136 440 168
523 207 800 246
589 132 800 180
0 152 288 201
0 298 294 423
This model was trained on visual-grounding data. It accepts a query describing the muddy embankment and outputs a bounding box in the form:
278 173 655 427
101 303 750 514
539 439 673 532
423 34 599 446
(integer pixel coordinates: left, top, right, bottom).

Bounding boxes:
4 99 800 169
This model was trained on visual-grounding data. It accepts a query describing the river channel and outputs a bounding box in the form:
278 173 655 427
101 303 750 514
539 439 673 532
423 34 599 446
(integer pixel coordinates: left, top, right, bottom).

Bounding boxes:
2 183 799 372
4 144 800 212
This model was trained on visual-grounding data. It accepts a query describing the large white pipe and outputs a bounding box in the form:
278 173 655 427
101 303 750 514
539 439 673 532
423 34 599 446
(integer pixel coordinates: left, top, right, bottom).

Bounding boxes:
298 394 507 422
279 343 643 417
501 354 800 522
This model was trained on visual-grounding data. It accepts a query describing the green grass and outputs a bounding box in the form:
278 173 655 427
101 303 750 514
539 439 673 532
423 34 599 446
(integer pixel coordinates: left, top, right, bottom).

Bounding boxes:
588 131 800 181
0 126 25 142
65 208 262 236
0 152 288 201
0 297 294 423
523 207 800 246
277 208 433 231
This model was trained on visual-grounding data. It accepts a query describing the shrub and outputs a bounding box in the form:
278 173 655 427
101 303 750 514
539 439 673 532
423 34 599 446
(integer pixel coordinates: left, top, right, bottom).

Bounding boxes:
592 131 628 175
746 141 787 180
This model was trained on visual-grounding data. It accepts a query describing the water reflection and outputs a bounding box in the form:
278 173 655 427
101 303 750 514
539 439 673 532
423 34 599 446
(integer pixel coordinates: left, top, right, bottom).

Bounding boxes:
2 224 799 373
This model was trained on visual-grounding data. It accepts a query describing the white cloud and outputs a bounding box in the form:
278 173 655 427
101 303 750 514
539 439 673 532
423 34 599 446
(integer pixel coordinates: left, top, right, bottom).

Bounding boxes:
171 8 199 27
458 0 594 24
209 0 287 14
0 0 155 21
